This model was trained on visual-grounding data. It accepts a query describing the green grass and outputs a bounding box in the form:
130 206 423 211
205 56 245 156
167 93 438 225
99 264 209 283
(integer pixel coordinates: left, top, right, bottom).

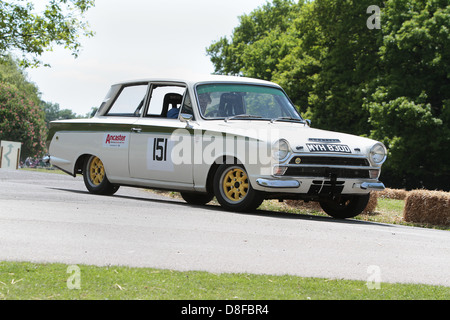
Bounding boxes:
1 262 449 300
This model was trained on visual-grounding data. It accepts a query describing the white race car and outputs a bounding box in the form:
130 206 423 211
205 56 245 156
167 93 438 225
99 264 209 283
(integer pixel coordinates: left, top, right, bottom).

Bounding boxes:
45 75 387 218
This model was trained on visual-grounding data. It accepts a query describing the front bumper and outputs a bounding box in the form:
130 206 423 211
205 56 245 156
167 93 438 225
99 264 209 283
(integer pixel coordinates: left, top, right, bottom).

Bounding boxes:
256 178 301 188
255 177 385 192
358 182 386 191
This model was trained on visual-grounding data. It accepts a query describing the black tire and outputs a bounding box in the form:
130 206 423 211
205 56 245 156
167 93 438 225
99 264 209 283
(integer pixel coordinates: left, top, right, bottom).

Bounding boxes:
213 164 264 212
319 193 370 219
180 192 214 205
83 155 119 195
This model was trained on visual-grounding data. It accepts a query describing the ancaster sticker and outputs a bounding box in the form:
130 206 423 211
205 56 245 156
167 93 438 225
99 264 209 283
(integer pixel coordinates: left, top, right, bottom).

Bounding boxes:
103 133 130 148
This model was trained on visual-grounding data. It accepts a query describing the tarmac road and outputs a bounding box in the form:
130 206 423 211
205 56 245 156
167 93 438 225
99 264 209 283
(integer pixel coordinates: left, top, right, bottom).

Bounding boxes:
0 169 449 287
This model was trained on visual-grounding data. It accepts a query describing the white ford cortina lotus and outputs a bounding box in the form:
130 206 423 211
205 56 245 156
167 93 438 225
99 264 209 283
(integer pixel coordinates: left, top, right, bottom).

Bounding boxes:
44 75 387 218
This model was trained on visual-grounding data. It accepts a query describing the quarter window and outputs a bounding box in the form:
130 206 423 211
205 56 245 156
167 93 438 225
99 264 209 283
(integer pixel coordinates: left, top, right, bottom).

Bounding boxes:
106 84 148 117
179 91 195 120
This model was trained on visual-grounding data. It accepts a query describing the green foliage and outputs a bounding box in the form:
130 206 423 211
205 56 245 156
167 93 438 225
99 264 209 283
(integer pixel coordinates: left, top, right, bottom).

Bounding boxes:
365 90 444 178
41 101 79 128
0 82 47 158
0 55 40 104
207 0 450 189
0 0 95 67
207 0 301 78
0 56 85 158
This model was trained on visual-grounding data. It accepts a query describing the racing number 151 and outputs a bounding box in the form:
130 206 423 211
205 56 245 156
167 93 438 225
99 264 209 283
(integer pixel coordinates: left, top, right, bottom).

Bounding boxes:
153 138 168 162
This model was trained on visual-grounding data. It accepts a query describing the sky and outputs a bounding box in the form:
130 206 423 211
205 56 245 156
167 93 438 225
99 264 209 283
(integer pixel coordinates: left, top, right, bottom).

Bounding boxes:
26 0 270 116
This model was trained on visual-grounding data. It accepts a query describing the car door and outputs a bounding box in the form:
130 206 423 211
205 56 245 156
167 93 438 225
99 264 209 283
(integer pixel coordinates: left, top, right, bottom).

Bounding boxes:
97 82 149 181
128 83 194 185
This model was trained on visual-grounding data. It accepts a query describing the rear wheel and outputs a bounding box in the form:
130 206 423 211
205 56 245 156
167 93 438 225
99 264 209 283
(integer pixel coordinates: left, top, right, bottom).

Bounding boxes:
83 155 119 195
319 193 370 219
180 192 214 205
213 164 263 212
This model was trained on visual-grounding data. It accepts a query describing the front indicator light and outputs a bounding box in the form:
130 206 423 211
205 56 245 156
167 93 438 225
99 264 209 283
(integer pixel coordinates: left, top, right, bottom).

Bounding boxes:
273 166 288 176
369 169 380 179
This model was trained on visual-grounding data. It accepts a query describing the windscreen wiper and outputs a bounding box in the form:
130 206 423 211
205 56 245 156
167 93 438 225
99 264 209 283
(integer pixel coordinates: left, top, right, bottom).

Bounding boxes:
270 117 305 123
225 114 263 122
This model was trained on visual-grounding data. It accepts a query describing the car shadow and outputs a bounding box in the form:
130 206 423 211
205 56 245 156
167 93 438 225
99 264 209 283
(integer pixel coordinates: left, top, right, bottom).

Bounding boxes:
48 187 396 228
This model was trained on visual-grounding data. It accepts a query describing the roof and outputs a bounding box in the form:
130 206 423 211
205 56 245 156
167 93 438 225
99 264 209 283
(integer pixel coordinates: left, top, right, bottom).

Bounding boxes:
112 74 280 88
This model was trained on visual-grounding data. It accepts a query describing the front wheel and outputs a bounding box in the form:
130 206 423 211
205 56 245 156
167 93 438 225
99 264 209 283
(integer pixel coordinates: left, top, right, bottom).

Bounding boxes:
319 193 370 219
83 155 119 195
213 164 264 212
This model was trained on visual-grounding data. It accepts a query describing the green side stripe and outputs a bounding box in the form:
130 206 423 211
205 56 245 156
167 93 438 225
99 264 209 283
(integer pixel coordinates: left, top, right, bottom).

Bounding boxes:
47 122 264 142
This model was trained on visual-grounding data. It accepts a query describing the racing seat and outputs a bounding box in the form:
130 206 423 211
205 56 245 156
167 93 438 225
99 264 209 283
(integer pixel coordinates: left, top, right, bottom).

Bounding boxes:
218 93 244 117
162 93 183 117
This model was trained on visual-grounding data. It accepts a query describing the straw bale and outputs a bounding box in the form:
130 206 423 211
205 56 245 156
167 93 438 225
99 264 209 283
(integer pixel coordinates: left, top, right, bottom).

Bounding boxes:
285 199 322 212
403 190 450 226
377 188 408 200
362 192 378 215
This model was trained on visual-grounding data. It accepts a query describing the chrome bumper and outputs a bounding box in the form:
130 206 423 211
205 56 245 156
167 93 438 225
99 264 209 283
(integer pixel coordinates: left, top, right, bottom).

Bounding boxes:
256 178 385 191
256 179 301 188
359 182 385 191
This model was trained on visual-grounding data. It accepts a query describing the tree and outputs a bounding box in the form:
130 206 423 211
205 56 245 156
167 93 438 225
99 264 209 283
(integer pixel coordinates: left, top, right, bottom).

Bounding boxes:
364 0 450 189
0 56 80 159
0 55 40 104
0 0 95 67
207 0 450 190
207 0 301 77
41 101 79 128
0 82 47 158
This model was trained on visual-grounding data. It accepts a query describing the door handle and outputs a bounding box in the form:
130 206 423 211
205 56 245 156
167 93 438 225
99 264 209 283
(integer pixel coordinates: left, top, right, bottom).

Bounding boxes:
131 127 142 133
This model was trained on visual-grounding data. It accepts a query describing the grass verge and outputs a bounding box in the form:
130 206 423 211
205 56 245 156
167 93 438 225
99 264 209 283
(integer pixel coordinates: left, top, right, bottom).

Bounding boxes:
1 261 449 300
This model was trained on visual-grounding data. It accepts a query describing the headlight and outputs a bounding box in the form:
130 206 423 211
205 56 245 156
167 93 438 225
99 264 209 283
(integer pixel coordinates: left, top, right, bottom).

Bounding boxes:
369 143 387 165
272 139 291 162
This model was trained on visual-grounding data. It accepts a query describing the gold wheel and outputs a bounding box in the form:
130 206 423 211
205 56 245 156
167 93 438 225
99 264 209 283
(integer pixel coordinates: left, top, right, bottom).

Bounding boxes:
221 167 249 203
88 156 105 186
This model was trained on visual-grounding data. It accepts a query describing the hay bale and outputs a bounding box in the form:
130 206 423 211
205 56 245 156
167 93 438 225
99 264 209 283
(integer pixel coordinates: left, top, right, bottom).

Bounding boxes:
403 190 450 226
377 188 408 200
285 199 323 212
362 192 378 215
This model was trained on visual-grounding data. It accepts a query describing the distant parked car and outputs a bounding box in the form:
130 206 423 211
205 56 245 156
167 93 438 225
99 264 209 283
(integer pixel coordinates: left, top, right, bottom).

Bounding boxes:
45 75 387 218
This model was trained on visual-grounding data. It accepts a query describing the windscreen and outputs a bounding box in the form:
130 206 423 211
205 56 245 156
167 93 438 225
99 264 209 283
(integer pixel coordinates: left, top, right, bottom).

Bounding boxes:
196 84 302 121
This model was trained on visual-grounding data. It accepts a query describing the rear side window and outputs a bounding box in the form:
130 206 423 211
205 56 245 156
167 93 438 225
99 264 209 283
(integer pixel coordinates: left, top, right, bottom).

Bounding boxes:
106 84 148 117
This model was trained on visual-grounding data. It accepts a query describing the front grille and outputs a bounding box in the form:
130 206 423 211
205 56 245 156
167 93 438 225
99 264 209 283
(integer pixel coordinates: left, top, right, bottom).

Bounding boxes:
289 156 369 166
284 167 370 179
308 138 341 143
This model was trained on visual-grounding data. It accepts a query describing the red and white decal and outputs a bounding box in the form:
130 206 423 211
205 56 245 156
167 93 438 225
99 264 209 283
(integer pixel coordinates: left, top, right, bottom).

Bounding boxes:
103 133 129 148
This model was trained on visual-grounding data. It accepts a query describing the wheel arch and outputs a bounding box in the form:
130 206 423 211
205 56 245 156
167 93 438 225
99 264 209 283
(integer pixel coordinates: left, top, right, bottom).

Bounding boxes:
74 154 93 176
205 155 243 193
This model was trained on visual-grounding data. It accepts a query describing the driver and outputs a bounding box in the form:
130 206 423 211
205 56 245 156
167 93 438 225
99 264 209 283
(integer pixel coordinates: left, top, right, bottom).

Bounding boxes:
198 93 212 115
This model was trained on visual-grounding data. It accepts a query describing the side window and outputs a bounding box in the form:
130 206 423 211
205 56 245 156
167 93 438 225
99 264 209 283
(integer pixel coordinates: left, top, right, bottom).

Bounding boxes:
179 91 195 120
106 84 148 116
146 85 186 117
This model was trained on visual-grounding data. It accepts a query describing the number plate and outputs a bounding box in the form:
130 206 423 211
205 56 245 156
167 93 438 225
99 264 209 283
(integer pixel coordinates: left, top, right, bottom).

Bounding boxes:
307 143 352 154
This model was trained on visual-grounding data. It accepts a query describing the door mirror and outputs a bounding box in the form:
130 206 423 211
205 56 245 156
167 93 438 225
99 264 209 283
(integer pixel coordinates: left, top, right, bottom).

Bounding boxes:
180 113 193 128
180 113 193 122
